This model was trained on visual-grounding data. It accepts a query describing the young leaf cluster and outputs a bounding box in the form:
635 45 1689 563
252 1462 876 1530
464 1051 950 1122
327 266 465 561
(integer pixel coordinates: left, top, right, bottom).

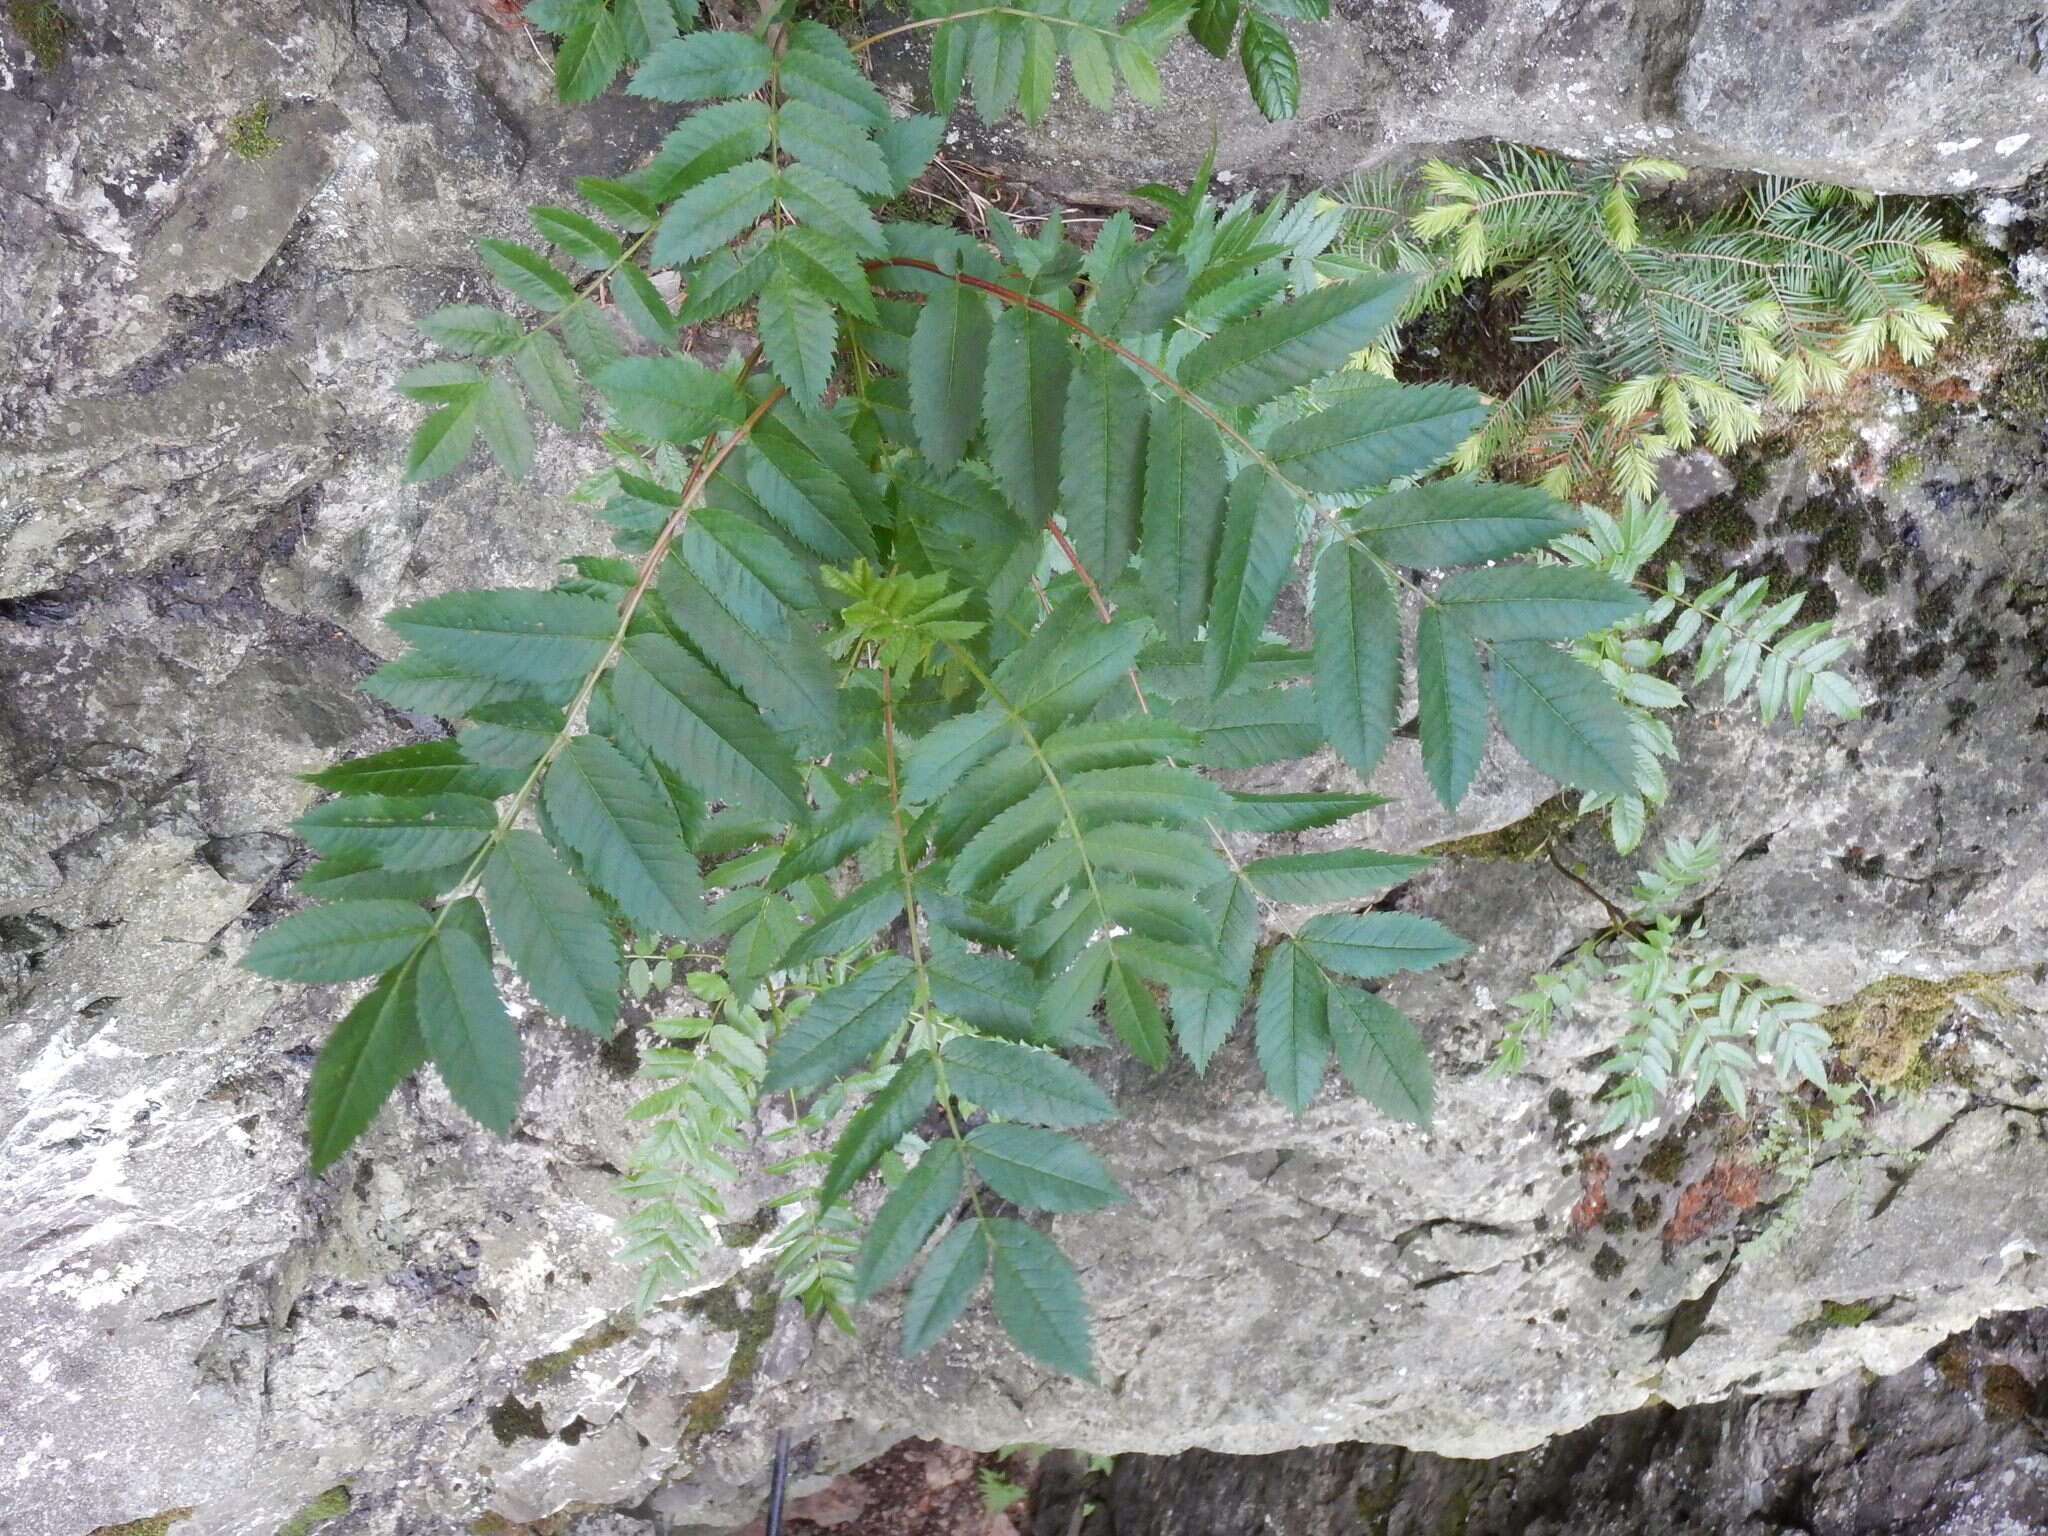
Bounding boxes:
1493 830 1832 1137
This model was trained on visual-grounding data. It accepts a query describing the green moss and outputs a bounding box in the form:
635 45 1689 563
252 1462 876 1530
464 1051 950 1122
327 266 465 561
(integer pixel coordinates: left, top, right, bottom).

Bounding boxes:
1826 971 2017 1091
1816 1299 1878 1328
1883 451 1924 490
1423 795 1574 861
520 1315 635 1386
678 1273 781 1442
87 1513 197 1536
6 0 74 67
276 1486 351 1536
1636 1131 1688 1184
487 1394 549 1446
226 101 283 161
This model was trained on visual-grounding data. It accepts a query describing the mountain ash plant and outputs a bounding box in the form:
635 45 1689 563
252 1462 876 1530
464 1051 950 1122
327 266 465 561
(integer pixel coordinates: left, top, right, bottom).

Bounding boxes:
244 0 1943 1376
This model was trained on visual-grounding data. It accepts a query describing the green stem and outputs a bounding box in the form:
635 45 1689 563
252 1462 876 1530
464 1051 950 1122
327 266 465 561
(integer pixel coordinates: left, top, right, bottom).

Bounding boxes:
875 662 991 1229
429 369 785 932
850 7 1125 52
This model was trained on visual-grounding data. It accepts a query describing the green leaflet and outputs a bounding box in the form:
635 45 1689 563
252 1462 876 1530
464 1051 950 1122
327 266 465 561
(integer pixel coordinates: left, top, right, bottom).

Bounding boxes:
553 10 626 103
778 871 904 968
304 740 520 800
965 1123 1124 1211
1104 948 1172 1067
1205 468 1298 691
658 525 841 750
459 701 565 771
514 332 583 430
1167 873 1257 1072
1255 938 1330 1115
1351 480 1581 567
1242 849 1433 905
628 30 772 100
243 901 435 984
1139 398 1228 646
909 277 992 471
478 239 577 313
483 829 622 1037
900 709 1007 804
478 374 536 480
1058 348 1149 585
414 911 522 1134
542 734 704 940
651 158 777 267
776 99 893 197
610 632 808 819
1432 565 1643 641
926 937 1043 1042
1177 689 1323 768
1178 275 1411 406
405 398 486 481
296 858 467 904
296 794 498 871
611 263 677 349
1295 911 1469 979
530 205 622 270
386 588 617 685
1414 607 1488 810
1217 789 1390 835
982 306 1071 524
757 269 839 407
1311 541 1401 782
1267 383 1486 493
900 1217 988 1356
1190 0 1241 56
638 99 774 202
307 957 428 1168
361 652 542 717
855 1138 965 1300
779 20 891 130
1487 639 1639 794
940 1036 1117 1127
761 956 917 1094
595 354 745 444
1326 984 1432 1125
987 1218 1094 1378
818 1054 937 1208
1237 12 1299 121
418 304 521 356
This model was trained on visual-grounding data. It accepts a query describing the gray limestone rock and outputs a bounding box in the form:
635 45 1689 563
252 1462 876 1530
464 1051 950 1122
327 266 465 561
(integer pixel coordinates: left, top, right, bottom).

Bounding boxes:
894 0 2048 200
5 2 2048 1534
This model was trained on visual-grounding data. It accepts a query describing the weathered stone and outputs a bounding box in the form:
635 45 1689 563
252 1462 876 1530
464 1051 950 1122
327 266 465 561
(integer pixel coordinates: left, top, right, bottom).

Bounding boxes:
6 1 2048 1533
891 0 2048 198
1038 1308 2048 1534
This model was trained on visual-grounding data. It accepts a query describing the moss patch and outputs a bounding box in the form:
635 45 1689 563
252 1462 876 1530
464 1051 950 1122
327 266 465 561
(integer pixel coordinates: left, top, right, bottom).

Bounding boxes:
226 101 283 161
6 0 74 67
520 1314 635 1387
677 1272 781 1443
1816 1298 1878 1328
487 1394 549 1446
1423 795 1574 861
1826 971 2016 1090
88 1513 197 1536
276 1486 351 1536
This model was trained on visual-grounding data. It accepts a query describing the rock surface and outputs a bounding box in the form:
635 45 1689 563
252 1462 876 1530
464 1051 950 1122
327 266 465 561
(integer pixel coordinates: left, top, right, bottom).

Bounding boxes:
1030 1309 2048 1534
899 0 2048 198
5 3 2048 1536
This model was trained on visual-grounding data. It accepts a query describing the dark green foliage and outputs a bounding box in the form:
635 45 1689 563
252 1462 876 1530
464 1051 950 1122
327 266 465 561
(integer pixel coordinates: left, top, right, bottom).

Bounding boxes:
257 0 1663 1382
